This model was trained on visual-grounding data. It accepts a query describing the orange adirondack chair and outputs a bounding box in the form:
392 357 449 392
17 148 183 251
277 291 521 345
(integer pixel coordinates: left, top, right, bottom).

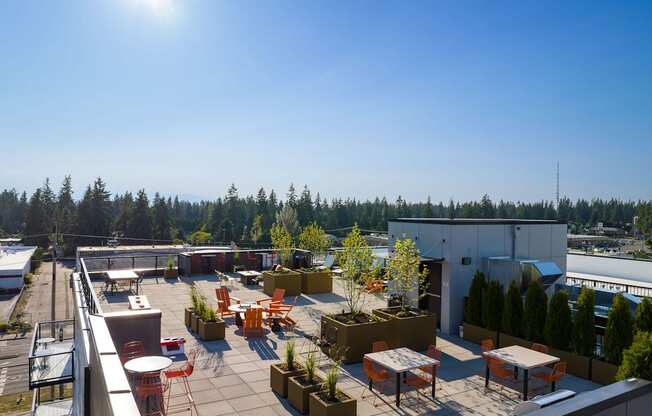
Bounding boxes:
215 287 240 318
256 288 285 308
266 295 297 329
364 279 385 293
243 308 265 338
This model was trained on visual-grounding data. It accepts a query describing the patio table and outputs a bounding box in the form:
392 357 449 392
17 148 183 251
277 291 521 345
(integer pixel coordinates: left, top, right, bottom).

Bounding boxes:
124 355 173 374
364 347 439 407
483 345 559 401
106 270 140 294
236 270 262 285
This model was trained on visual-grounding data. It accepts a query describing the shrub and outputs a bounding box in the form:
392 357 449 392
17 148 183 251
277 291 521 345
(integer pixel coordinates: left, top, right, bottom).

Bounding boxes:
465 271 486 326
202 306 217 323
572 287 596 356
271 223 294 267
166 256 175 271
635 297 652 333
604 293 634 365
502 281 523 337
544 290 572 350
323 364 339 401
0 322 8 332
482 280 504 331
23 273 33 286
523 282 547 342
616 331 652 381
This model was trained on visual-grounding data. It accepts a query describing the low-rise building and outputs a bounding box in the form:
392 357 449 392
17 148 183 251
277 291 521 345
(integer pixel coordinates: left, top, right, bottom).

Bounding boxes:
0 245 37 290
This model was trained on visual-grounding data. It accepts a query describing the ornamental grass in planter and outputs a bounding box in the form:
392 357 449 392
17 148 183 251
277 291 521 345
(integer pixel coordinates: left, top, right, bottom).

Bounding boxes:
372 307 436 351
164 256 178 278
263 268 302 296
189 287 203 332
309 365 356 416
288 351 323 414
299 268 332 294
197 307 225 341
271 340 305 397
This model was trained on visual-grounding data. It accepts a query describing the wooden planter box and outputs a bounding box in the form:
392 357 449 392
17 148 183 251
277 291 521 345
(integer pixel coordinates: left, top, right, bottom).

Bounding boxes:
190 313 200 333
546 347 591 380
372 307 436 351
164 269 178 278
299 270 333 294
308 391 357 416
184 308 194 327
288 375 323 414
270 363 305 397
320 315 390 364
462 322 498 346
498 333 531 349
591 358 619 385
198 319 225 341
263 270 302 296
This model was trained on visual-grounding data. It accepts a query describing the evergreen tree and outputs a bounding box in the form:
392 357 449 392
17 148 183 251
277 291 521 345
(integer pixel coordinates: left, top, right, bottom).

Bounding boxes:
57 176 77 253
465 271 486 326
634 297 652 333
421 196 435 217
113 192 134 235
482 280 504 331
545 290 572 350
286 184 297 207
523 282 547 342
297 185 314 226
152 193 172 241
276 204 299 237
24 188 48 247
616 332 652 381
126 190 152 239
502 281 523 337
604 293 634 365
572 288 596 356
250 214 264 245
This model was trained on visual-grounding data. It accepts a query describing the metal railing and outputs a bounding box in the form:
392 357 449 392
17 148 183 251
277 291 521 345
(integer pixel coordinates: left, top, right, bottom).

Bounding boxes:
79 259 102 315
28 320 75 389
83 254 179 275
565 275 652 298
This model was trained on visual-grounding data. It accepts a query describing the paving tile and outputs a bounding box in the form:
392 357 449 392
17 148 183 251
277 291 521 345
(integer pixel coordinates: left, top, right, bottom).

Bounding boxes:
218 383 255 399
227 394 268 412
209 374 243 389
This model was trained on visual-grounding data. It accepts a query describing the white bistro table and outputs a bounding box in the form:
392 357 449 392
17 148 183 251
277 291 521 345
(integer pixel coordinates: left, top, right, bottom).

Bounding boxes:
106 270 140 294
364 347 439 407
236 270 262 285
483 345 560 400
124 355 173 374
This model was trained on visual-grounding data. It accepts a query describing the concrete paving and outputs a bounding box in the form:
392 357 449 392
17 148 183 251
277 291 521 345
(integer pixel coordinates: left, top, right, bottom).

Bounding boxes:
97 273 599 416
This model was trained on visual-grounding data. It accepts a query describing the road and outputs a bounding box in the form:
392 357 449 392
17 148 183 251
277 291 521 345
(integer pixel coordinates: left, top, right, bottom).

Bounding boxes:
0 261 74 397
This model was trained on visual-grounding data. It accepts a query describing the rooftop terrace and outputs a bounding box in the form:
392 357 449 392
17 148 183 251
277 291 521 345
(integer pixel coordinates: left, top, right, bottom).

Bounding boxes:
93 273 598 416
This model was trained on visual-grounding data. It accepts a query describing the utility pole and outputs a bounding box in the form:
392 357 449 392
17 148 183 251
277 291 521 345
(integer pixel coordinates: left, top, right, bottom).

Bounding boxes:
556 162 560 209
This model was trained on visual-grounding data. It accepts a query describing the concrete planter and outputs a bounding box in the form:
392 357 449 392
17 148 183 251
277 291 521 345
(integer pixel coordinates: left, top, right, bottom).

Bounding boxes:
498 333 531 349
164 268 178 278
288 375 323 414
308 391 357 416
547 347 591 380
299 270 333 294
591 358 619 385
184 308 194 327
320 314 390 364
198 318 225 341
270 363 305 397
372 307 436 351
462 322 498 346
190 313 200 333
263 270 302 296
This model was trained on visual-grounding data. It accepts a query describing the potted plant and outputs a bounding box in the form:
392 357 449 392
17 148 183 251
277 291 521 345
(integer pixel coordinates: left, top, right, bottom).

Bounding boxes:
264 223 302 295
309 364 356 416
373 238 435 350
270 340 305 397
320 225 390 363
164 255 178 278
298 267 333 294
191 295 206 333
184 286 199 327
288 350 323 414
297 222 331 292
197 305 225 341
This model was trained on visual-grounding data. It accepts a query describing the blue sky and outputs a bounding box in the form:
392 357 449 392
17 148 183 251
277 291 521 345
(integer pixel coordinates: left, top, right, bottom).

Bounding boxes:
1 0 650 202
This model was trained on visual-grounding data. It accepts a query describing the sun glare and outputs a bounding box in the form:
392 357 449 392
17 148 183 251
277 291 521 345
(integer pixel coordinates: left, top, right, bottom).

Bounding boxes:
129 0 176 18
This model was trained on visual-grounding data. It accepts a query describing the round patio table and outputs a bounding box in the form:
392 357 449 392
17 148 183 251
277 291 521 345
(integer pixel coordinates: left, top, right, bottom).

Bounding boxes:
36 337 56 350
124 356 173 374
228 303 263 327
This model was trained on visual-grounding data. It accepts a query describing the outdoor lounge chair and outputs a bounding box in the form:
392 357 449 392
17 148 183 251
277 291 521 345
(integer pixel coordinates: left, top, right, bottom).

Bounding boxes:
364 279 385 293
266 295 297 330
243 308 265 338
256 288 285 308
215 287 240 318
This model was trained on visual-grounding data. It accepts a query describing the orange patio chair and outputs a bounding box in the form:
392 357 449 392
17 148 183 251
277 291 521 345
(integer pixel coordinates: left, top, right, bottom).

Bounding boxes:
361 356 390 406
372 341 388 353
163 349 198 415
243 308 265 338
532 361 566 393
120 340 145 364
266 295 298 330
405 345 441 401
135 371 169 416
215 287 240 318
256 288 285 308
486 356 517 393
364 279 384 293
532 343 549 354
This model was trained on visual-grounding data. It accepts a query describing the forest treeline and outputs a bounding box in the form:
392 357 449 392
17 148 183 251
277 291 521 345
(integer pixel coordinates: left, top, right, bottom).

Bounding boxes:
1 176 652 253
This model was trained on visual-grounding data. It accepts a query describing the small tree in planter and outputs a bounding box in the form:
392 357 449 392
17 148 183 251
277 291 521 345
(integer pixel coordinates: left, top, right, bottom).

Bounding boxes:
482 280 504 331
616 331 652 381
298 222 329 260
465 271 486 326
523 282 547 342
502 281 523 337
337 224 373 319
309 364 356 416
288 350 323 414
271 222 294 268
635 297 652 333
384 238 429 316
270 340 305 397
572 287 596 357
164 255 178 278
544 290 572 350
604 293 634 365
